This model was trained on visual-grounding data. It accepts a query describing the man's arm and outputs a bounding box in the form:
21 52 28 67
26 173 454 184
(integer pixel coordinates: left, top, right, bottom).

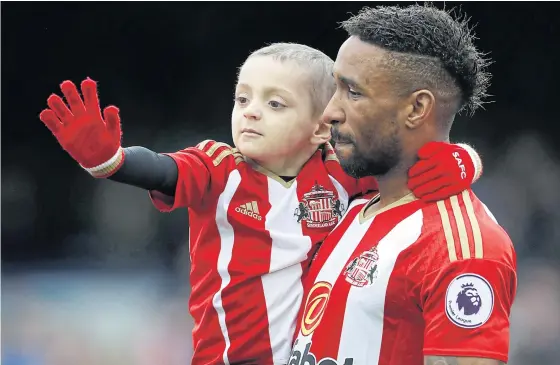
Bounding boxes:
425 356 505 365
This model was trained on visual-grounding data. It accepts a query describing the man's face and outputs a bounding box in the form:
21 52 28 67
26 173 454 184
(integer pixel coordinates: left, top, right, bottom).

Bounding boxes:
324 37 405 179
232 56 319 163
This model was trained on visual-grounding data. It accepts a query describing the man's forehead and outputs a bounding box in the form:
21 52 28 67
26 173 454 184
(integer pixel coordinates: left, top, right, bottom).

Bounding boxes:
334 37 387 84
337 37 386 64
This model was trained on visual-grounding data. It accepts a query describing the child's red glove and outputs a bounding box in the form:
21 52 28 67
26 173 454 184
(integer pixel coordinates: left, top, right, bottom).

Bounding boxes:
408 141 483 202
39 78 124 177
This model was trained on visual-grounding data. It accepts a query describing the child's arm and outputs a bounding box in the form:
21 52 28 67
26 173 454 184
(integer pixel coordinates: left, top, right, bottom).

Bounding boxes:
39 78 213 209
408 141 484 202
323 141 484 202
108 147 178 197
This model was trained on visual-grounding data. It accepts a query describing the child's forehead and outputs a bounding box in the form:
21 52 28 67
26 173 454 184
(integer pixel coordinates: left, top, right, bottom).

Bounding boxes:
236 56 312 91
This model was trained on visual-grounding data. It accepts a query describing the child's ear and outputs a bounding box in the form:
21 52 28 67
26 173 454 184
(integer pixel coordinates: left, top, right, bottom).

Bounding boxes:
311 121 332 145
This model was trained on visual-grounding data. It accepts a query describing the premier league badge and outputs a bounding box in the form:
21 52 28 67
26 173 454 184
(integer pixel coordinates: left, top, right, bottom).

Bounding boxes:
445 273 494 328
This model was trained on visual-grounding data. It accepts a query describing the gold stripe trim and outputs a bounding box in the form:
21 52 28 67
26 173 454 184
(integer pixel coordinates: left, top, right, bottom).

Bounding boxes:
450 195 471 259
437 200 458 262
232 149 245 165
213 149 232 166
196 140 212 151
462 190 483 259
205 142 231 158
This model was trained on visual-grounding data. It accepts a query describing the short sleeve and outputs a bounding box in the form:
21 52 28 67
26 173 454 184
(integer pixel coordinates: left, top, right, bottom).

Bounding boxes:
149 140 235 212
421 258 517 363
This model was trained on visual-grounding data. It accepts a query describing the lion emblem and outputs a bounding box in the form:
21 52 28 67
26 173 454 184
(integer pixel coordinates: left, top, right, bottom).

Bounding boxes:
294 202 310 223
456 283 482 315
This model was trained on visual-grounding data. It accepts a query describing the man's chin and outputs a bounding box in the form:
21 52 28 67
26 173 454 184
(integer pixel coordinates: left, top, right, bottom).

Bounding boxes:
338 154 392 179
339 157 370 179
334 142 354 160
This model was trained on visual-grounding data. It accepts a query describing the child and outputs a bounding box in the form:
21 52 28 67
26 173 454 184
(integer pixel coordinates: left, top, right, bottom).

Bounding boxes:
39 43 482 365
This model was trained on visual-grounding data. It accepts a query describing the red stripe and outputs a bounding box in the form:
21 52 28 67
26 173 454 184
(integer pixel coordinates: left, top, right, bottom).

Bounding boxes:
313 204 417 359
458 193 475 258
314 202 424 360
377 204 429 365
294 202 363 348
443 199 465 260
220 169 274 364
300 204 364 358
189 199 228 365
297 152 341 280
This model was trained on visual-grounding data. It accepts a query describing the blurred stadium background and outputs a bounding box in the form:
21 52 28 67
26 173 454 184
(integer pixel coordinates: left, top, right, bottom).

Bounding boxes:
2 2 559 364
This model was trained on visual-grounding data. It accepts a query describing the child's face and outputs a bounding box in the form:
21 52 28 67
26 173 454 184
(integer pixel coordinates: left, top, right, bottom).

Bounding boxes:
232 56 323 163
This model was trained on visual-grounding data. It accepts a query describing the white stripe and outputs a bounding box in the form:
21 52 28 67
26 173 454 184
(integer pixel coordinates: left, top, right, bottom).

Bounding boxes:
315 214 373 284
302 213 374 347
337 209 424 363
212 170 242 365
329 175 349 211
328 175 352 232
457 143 482 182
82 146 122 172
482 202 498 224
291 198 372 357
262 178 312 364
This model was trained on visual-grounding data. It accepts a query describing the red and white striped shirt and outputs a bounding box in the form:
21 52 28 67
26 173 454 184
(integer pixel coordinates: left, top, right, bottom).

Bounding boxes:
149 140 376 365
290 190 517 365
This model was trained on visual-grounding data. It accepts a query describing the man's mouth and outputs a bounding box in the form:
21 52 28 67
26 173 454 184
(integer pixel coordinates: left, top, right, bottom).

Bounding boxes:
332 129 353 144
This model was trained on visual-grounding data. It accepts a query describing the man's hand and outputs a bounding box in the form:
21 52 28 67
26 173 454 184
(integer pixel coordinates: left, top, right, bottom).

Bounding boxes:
408 141 483 202
425 356 504 365
39 78 124 177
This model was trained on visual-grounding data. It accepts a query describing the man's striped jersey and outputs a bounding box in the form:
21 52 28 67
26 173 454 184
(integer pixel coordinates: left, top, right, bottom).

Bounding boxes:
290 190 517 365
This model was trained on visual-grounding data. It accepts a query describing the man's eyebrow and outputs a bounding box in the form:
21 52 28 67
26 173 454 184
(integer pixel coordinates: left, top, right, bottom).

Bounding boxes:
332 73 363 90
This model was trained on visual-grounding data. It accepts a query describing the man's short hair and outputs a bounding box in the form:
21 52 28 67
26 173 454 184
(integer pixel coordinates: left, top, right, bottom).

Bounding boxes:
341 4 492 116
244 43 335 116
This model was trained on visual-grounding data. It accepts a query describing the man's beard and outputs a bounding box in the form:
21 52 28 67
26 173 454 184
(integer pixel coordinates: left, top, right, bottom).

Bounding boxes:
332 128 401 179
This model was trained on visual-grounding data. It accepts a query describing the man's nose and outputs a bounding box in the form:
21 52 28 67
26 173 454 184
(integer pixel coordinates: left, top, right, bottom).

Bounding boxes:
321 100 345 125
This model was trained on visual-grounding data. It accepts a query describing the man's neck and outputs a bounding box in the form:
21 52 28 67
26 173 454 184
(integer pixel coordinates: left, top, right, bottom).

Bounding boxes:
373 160 415 209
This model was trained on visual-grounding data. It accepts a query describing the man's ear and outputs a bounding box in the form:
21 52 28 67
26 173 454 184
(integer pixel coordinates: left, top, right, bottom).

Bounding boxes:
405 89 435 130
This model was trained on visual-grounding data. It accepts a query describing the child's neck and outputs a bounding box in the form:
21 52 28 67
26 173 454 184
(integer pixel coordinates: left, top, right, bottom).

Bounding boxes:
251 146 318 177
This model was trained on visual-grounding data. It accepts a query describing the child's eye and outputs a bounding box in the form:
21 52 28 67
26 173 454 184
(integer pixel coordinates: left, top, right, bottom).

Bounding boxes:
235 96 249 104
269 100 286 109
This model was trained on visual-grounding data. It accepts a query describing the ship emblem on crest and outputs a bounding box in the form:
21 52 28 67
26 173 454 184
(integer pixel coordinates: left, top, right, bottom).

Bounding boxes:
294 182 345 229
344 247 379 287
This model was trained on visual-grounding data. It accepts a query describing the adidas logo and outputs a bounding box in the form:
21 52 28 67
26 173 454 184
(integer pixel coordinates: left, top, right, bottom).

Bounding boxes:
235 201 262 221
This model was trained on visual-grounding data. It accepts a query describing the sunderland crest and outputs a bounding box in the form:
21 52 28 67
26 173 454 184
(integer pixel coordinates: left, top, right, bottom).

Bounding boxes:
294 182 345 228
344 247 380 287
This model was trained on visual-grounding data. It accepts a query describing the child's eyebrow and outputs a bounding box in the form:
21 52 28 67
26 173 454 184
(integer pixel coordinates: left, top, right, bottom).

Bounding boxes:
236 83 294 98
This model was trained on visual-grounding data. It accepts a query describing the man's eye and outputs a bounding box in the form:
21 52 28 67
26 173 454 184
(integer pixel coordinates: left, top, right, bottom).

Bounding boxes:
348 88 361 99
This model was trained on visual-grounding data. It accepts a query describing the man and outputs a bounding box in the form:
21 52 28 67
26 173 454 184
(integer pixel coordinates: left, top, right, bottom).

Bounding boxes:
38 42 481 364
289 4 516 365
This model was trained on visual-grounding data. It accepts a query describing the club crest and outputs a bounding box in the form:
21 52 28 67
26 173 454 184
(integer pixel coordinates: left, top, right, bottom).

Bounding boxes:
344 247 379 287
294 182 345 228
